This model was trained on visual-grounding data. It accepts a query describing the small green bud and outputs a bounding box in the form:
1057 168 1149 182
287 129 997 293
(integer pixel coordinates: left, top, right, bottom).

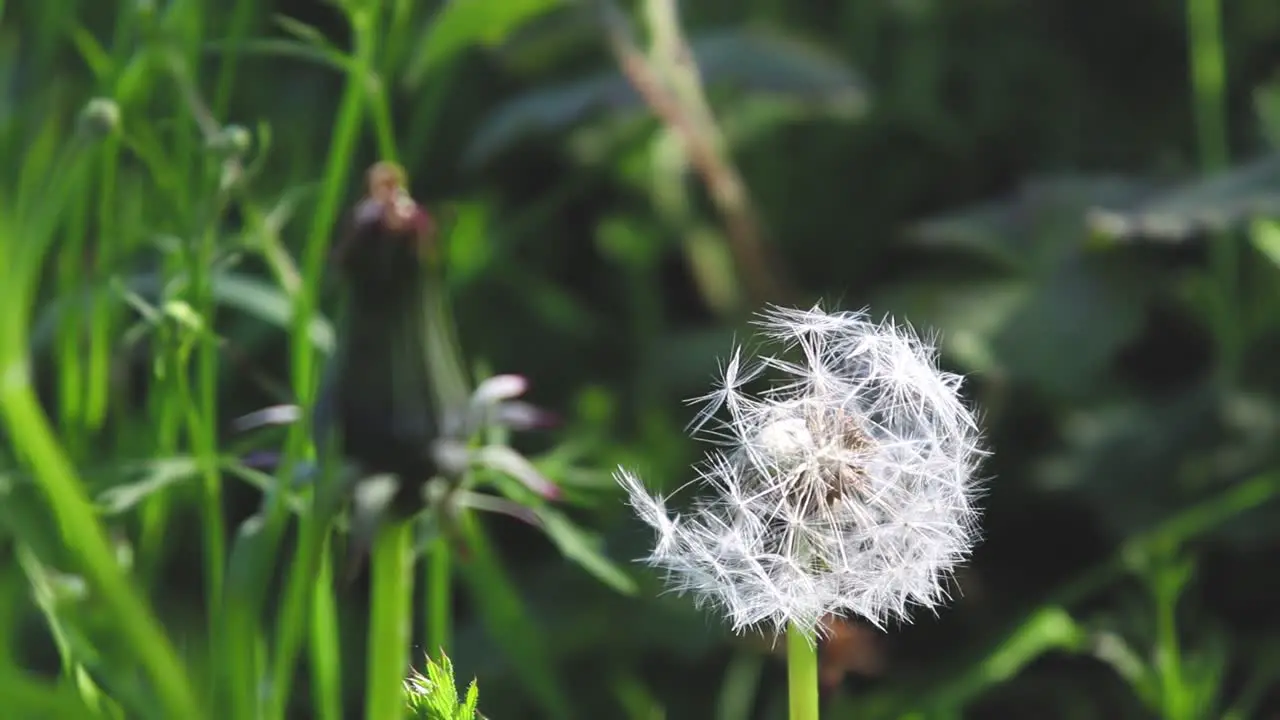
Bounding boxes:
77 97 121 139
207 124 251 158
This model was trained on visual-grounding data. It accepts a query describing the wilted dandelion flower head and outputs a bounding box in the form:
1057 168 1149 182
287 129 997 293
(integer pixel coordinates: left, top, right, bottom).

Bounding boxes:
617 305 986 637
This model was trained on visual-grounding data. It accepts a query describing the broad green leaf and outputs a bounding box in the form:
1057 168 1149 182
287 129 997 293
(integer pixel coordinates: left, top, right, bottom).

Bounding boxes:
1250 218 1280 268
464 28 867 167
1087 154 1280 241
1255 81 1280 151
693 29 867 109
899 176 1162 397
873 277 1028 376
406 0 566 84
987 254 1149 397
211 272 335 353
908 175 1152 269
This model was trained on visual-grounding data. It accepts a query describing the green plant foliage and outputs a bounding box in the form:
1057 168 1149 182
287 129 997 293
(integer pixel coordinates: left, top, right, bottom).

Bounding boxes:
404 653 483 720
3 0 1280 717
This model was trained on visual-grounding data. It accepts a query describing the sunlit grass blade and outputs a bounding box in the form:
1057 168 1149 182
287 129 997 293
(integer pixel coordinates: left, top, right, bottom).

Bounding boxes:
365 519 415 720
0 125 204 720
310 533 345 720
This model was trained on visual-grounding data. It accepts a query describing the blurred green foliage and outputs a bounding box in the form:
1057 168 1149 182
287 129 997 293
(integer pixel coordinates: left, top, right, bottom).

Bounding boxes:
2 0 1280 718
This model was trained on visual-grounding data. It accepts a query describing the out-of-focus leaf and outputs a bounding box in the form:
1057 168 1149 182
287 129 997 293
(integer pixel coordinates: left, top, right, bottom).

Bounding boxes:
878 262 1148 395
30 272 334 355
406 0 567 84
1087 154 1280 241
1255 81 1280 151
1033 387 1224 537
210 272 335 354
443 202 494 287
0 674 98 719
1038 387 1280 547
987 255 1149 396
0 472 68 568
536 507 637 595
1251 218 1280 269
490 8 599 74
494 263 600 339
461 545 722 662
907 175 1152 269
927 607 1087 711
466 74 637 168
837 607 1087 719
715 652 764 720
454 514 573 718
1089 630 1157 707
873 278 1028 375
896 177 1161 395
464 28 867 167
642 325 739 398
95 458 201 514
1222 638 1280 720
693 29 867 109
611 673 666 720
718 93 858 148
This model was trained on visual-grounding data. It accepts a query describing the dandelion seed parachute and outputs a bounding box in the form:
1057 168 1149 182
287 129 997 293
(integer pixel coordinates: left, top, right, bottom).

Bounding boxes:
617 305 986 637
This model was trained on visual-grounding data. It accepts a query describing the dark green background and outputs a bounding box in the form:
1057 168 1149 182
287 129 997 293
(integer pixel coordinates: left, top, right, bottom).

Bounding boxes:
6 0 1280 717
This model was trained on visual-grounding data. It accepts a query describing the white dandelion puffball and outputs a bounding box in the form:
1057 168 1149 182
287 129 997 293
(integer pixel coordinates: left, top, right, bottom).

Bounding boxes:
617 305 985 637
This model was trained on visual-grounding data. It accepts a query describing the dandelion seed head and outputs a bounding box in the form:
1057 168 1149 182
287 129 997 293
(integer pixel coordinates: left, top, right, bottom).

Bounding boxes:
616 304 986 637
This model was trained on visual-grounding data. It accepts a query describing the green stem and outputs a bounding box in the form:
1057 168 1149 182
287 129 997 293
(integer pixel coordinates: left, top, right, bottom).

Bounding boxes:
266 506 330 719
284 4 374 492
365 520 415 720
786 623 819 720
1187 0 1228 172
85 134 120 430
1186 0 1236 382
212 0 258 117
310 534 344 720
425 535 452 656
266 6 375 709
191 219 226 637
1155 576 1188 719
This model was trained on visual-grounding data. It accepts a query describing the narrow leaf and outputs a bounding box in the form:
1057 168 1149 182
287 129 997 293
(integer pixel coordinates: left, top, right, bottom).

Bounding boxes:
536 507 637 595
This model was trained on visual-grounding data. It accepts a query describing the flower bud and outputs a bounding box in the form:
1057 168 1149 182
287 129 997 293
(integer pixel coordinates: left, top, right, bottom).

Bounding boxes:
206 124 251 159
77 98 121 139
472 374 528 406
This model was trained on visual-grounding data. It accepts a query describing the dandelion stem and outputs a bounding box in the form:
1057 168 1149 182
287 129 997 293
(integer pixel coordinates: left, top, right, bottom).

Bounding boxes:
786 623 820 720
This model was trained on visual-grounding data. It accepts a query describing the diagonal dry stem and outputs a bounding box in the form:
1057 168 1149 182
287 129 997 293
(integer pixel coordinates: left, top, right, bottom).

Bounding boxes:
596 0 792 308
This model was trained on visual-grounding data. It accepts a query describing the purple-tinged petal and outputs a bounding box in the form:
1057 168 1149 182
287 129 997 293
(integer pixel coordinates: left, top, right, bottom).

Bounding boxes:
232 405 302 432
494 401 560 430
473 445 562 500
455 490 544 528
472 374 528 406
